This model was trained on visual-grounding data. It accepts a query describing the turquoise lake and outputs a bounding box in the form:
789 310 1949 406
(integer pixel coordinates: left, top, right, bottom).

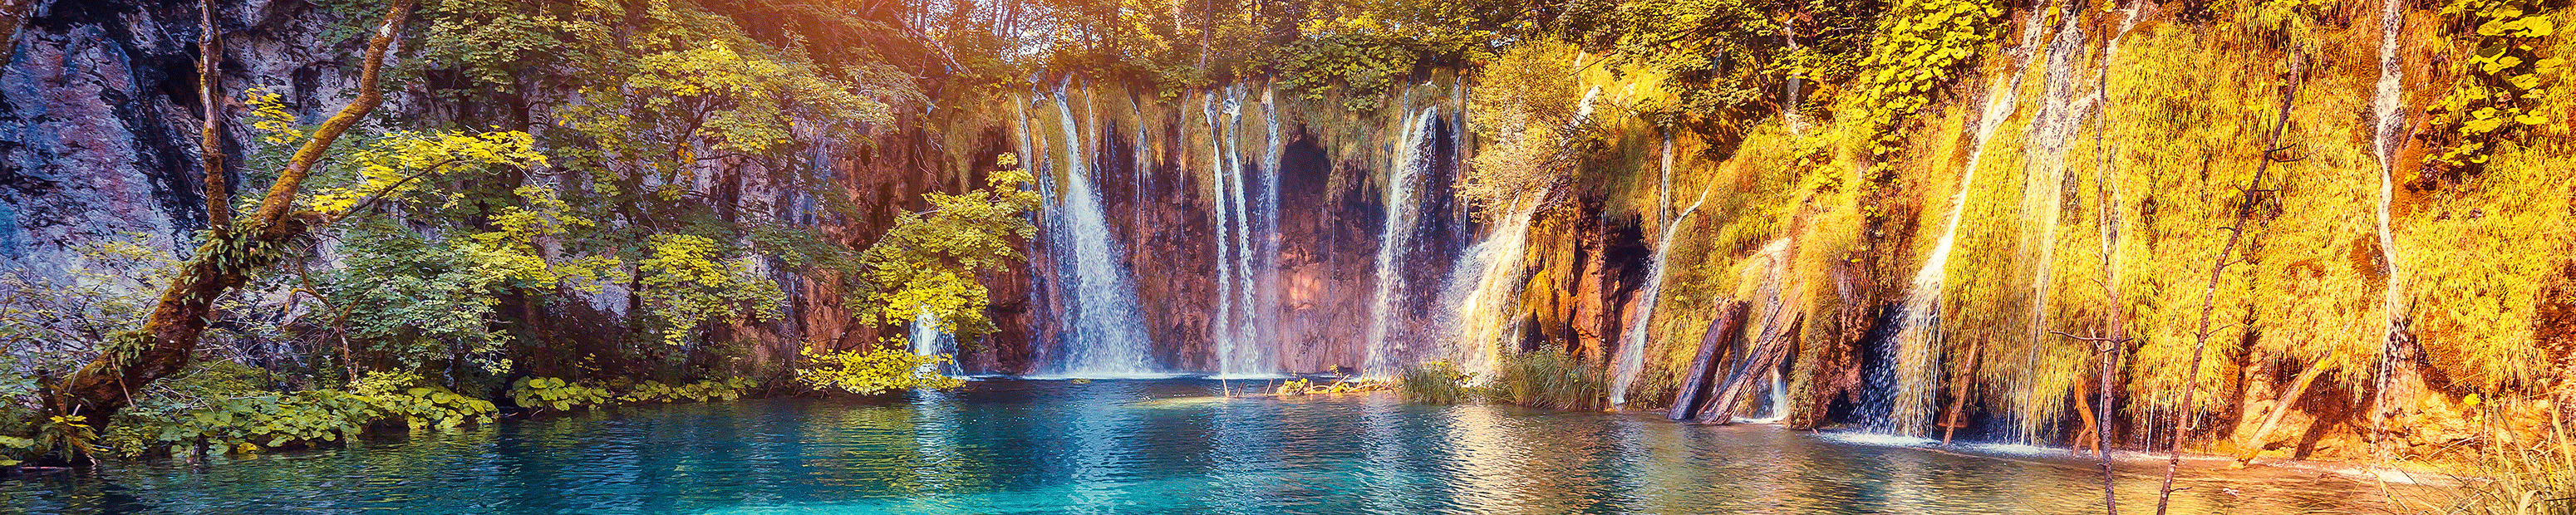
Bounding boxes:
1 379 2413 514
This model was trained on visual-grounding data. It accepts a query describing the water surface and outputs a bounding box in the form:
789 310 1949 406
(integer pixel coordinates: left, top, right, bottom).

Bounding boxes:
2 380 2410 514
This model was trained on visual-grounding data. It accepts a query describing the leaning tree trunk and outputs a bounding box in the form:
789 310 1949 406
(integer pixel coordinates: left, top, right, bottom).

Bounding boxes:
45 0 415 427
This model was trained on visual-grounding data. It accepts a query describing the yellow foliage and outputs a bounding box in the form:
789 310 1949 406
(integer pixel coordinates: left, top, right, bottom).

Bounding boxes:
795 345 966 395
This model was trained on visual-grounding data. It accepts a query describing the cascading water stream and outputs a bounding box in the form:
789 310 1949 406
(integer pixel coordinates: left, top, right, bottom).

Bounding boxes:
2002 4 2099 444
911 309 964 377
1610 135 1708 406
1256 88 1286 373
1207 87 1275 377
1575 86 1603 122
1048 86 1158 378
1440 203 1538 380
1360 107 1444 378
1875 16 2057 438
1204 94 1241 375
2367 0 2409 456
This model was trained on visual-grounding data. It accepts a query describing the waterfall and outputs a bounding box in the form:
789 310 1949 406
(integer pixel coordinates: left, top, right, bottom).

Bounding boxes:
1047 87 1158 378
910 309 964 378
1207 87 1275 377
1575 86 1603 123
1874 16 2056 437
1133 96 1153 227
1256 88 1286 375
2003 4 2098 444
2367 0 2409 454
1361 107 1445 378
1610 136 1708 406
1760 370 1789 421
1439 204 1536 380
1205 94 1241 375
2371 0 2406 357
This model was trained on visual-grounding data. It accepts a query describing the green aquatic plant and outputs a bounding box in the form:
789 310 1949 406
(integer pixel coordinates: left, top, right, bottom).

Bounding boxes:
623 378 760 403
509 377 617 412
135 370 494 456
1397 361 1475 404
1494 344 1608 410
353 372 499 431
1273 378 1390 395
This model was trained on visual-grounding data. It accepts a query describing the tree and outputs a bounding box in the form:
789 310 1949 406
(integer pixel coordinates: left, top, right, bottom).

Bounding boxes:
795 154 1037 394
637 233 787 346
1459 41 1595 219
42 0 504 431
849 155 1040 342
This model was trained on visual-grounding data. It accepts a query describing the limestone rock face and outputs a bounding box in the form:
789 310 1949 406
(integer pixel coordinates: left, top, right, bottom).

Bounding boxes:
2 0 209 274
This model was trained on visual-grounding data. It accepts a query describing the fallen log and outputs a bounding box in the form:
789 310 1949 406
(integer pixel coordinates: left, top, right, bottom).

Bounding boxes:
1669 301 1749 421
1700 315 1806 424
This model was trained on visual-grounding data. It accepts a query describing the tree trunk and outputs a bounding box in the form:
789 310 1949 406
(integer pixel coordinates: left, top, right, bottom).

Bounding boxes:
1939 339 1981 444
198 0 229 231
46 0 415 428
2233 356 2333 465
1669 300 1747 421
1703 316 1805 424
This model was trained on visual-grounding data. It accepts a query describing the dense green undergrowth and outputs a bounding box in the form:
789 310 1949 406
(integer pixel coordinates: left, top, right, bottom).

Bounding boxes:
1394 346 1612 410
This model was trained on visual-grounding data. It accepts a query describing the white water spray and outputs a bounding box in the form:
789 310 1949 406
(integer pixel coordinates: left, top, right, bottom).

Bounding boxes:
1610 136 1708 406
1878 17 2057 437
1361 107 1444 378
1049 87 1158 378
1439 203 1537 380
911 309 964 378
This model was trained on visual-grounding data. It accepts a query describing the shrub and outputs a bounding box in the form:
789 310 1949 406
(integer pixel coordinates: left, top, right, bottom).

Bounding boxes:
1398 361 1475 404
794 346 964 395
1493 344 1608 410
623 378 759 403
508 376 617 412
2438 397 2576 515
141 371 496 456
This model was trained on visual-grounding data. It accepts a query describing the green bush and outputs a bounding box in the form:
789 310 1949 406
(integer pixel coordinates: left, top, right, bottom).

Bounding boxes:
0 434 31 466
1493 344 1608 410
1397 361 1475 404
795 346 964 395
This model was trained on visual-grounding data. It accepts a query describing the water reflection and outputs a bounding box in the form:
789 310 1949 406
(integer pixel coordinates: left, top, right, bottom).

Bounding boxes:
0 380 2420 514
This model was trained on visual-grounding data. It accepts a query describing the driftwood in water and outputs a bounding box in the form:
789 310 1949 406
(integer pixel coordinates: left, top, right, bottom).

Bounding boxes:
1700 315 1806 424
1669 301 1750 421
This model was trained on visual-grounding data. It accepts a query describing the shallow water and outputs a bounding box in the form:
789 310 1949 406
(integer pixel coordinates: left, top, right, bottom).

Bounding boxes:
3 380 2411 514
